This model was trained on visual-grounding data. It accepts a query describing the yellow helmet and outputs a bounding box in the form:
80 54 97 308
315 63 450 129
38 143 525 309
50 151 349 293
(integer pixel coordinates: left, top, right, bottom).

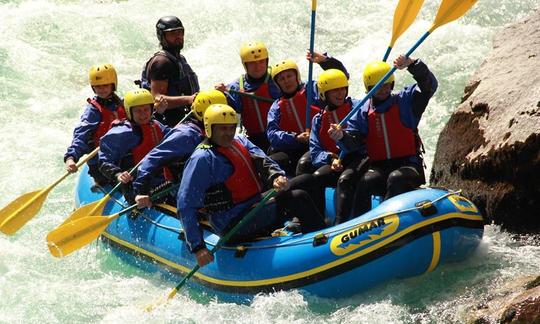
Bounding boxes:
240 41 269 63
363 61 394 92
204 104 237 138
192 89 228 121
271 59 302 85
317 69 349 101
89 63 118 90
123 89 154 120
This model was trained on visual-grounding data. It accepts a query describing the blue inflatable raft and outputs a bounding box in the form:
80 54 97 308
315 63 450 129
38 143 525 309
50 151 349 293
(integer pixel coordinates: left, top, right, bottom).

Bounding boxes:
75 168 484 302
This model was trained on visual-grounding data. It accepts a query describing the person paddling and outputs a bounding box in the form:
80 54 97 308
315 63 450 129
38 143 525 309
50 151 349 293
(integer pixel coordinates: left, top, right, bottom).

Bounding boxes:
310 69 368 224
64 64 125 187
177 104 326 267
133 90 228 209
329 55 438 214
215 41 282 152
266 51 347 176
98 89 171 204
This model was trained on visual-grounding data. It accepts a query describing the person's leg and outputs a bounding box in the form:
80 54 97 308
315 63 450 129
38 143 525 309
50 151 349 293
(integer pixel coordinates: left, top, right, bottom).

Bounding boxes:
295 151 315 175
334 157 369 224
268 150 293 175
275 189 326 233
385 165 423 199
352 167 386 216
289 172 326 216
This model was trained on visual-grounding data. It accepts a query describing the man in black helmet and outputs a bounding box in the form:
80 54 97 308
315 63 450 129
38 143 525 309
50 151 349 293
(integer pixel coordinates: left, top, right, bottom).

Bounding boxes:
138 15 200 127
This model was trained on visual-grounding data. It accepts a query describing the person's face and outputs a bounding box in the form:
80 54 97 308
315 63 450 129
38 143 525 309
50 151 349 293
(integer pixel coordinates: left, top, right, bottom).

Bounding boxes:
92 84 114 99
164 29 184 49
275 70 299 95
245 59 268 79
325 87 348 106
372 82 392 101
211 124 236 147
131 104 153 125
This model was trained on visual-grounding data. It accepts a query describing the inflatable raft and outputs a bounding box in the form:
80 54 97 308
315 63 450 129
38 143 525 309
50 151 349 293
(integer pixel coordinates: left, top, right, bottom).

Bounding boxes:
75 167 484 302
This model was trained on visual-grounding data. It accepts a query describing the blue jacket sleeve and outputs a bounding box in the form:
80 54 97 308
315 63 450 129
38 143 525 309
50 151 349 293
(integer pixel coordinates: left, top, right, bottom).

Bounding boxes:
177 150 213 252
226 79 243 113
98 125 140 180
309 113 333 168
339 101 368 153
64 103 102 162
133 124 202 194
266 100 302 150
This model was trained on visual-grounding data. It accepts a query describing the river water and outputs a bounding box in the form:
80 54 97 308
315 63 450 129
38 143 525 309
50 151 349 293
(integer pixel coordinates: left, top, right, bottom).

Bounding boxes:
1 0 539 323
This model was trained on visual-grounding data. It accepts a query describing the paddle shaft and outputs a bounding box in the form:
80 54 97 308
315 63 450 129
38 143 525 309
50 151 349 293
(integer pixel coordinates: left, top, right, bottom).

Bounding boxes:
169 190 277 297
383 0 425 61
52 147 100 189
227 88 274 103
339 31 430 127
305 0 317 131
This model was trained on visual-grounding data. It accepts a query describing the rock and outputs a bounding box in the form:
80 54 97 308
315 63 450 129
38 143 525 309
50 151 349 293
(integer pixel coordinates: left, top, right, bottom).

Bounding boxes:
467 275 540 324
430 9 540 233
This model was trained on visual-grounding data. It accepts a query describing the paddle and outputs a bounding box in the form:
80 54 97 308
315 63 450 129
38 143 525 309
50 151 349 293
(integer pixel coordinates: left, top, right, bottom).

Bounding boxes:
339 0 478 127
226 88 274 103
46 183 179 258
383 0 425 61
57 111 194 227
57 163 141 227
305 0 317 131
144 189 277 312
0 147 99 235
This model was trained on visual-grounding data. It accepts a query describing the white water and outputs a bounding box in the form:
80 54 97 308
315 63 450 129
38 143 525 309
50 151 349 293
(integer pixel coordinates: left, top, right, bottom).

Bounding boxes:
1 0 539 323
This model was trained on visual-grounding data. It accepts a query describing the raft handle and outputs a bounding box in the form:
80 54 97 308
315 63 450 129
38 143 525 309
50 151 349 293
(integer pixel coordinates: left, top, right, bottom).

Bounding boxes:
416 200 438 217
312 233 328 247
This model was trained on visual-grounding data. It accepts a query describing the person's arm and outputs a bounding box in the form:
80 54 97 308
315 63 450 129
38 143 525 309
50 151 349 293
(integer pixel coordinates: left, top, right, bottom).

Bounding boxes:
98 126 137 181
133 126 201 195
398 56 438 119
148 57 195 111
337 102 368 152
309 113 334 168
242 136 285 187
64 104 101 163
266 101 301 150
177 152 213 254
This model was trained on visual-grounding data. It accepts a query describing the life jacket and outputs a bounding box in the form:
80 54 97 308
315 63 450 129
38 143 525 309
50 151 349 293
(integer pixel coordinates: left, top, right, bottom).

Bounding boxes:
131 121 165 164
216 140 263 204
138 50 200 97
87 98 126 147
277 86 320 133
366 99 418 162
318 102 351 154
238 73 273 135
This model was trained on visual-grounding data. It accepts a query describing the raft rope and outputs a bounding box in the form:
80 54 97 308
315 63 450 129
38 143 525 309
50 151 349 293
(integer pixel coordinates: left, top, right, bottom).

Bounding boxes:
216 190 463 250
108 188 462 250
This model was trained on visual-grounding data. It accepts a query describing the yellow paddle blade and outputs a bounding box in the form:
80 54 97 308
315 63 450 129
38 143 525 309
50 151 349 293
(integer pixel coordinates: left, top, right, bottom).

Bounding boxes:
144 288 177 312
59 195 110 227
430 0 478 32
389 0 425 47
46 214 116 258
0 188 50 235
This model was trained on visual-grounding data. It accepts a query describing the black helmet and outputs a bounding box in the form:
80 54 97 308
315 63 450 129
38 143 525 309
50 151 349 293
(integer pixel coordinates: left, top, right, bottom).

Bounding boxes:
156 16 184 46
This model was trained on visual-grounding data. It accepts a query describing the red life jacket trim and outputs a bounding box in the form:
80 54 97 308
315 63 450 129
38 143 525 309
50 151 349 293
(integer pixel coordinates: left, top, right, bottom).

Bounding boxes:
318 102 351 154
131 121 164 164
366 100 417 161
239 75 273 135
217 140 263 204
87 98 127 146
277 87 319 134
